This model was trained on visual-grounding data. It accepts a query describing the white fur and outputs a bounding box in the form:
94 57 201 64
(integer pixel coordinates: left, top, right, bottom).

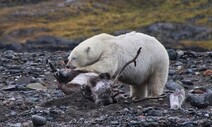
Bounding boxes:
67 32 169 98
94 80 112 91
69 73 98 85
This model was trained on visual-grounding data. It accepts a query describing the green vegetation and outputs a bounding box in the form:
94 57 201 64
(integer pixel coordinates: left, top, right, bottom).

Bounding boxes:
0 0 211 49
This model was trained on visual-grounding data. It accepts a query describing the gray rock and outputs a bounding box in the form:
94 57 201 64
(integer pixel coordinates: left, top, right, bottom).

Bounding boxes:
0 66 5 71
22 121 33 127
188 51 198 58
176 50 184 57
9 69 22 74
142 107 154 113
186 69 193 74
180 121 197 127
2 85 17 91
129 120 140 125
204 90 212 106
181 80 193 85
26 97 39 102
8 123 22 127
198 65 207 71
111 121 119 125
169 70 176 76
16 76 34 86
9 65 22 69
166 80 184 90
167 49 177 60
168 116 180 121
187 94 208 108
3 50 15 59
32 115 47 126
146 109 163 116
142 107 163 116
10 110 17 116
26 83 47 91
175 61 183 66
123 108 130 112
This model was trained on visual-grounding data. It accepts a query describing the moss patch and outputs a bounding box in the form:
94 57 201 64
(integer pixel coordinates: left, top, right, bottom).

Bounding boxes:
0 0 211 49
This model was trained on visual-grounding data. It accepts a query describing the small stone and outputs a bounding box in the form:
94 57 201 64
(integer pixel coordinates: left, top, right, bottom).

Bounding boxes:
111 121 119 125
129 120 140 125
79 117 85 122
169 70 176 76
32 115 47 126
8 123 22 127
26 97 39 102
2 85 17 91
4 50 15 59
204 90 212 106
22 121 33 127
195 72 200 75
168 116 180 121
0 66 5 71
137 106 142 109
16 76 34 86
209 52 212 58
177 66 183 70
198 65 207 71
9 69 22 74
175 62 183 66
176 50 184 57
9 65 22 69
188 51 198 58
142 107 154 113
181 80 193 85
123 108 130 112
204 113 209 117
187 69 193 74
164 110 168 114
26 83 47 91
10 110 17 116
180 121 197 127
147 109 163 116
8 97 16 101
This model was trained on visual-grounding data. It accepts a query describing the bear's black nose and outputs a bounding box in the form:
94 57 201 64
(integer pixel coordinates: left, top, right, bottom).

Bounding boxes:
66 64 70 68
66 64 76 69
64 59 69 64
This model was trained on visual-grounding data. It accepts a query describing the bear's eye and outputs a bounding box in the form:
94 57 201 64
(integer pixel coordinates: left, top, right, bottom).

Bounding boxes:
71 57 77 61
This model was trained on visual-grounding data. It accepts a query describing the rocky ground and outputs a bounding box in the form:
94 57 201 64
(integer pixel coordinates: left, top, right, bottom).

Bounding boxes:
0 49 211 127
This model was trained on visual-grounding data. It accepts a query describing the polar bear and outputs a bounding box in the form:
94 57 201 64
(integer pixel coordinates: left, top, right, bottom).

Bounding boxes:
67 32 169 99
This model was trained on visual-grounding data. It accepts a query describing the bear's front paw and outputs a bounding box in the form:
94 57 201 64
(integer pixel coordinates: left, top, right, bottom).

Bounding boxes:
74 67 85 71
74 67 92 72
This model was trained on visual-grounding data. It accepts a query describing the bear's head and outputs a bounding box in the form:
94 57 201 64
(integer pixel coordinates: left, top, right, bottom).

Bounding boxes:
67 33 114 67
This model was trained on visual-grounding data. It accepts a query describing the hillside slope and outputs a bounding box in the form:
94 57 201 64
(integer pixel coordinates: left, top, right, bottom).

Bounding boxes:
0 0 211 50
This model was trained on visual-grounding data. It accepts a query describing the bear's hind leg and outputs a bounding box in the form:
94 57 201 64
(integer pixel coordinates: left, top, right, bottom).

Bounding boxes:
148 71 167 96
130 84 148 99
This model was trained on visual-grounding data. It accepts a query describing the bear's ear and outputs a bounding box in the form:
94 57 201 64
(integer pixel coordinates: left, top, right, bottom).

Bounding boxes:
85 47 91 53
99 73 111 80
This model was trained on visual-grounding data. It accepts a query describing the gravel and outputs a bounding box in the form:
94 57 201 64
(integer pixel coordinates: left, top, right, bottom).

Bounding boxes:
0 49 211 126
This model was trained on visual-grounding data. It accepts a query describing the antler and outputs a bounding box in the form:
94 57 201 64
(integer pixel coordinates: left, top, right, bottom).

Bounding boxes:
48 59 57 73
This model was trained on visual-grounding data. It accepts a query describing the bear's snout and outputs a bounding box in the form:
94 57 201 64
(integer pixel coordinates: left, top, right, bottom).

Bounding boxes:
66 61 76 69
